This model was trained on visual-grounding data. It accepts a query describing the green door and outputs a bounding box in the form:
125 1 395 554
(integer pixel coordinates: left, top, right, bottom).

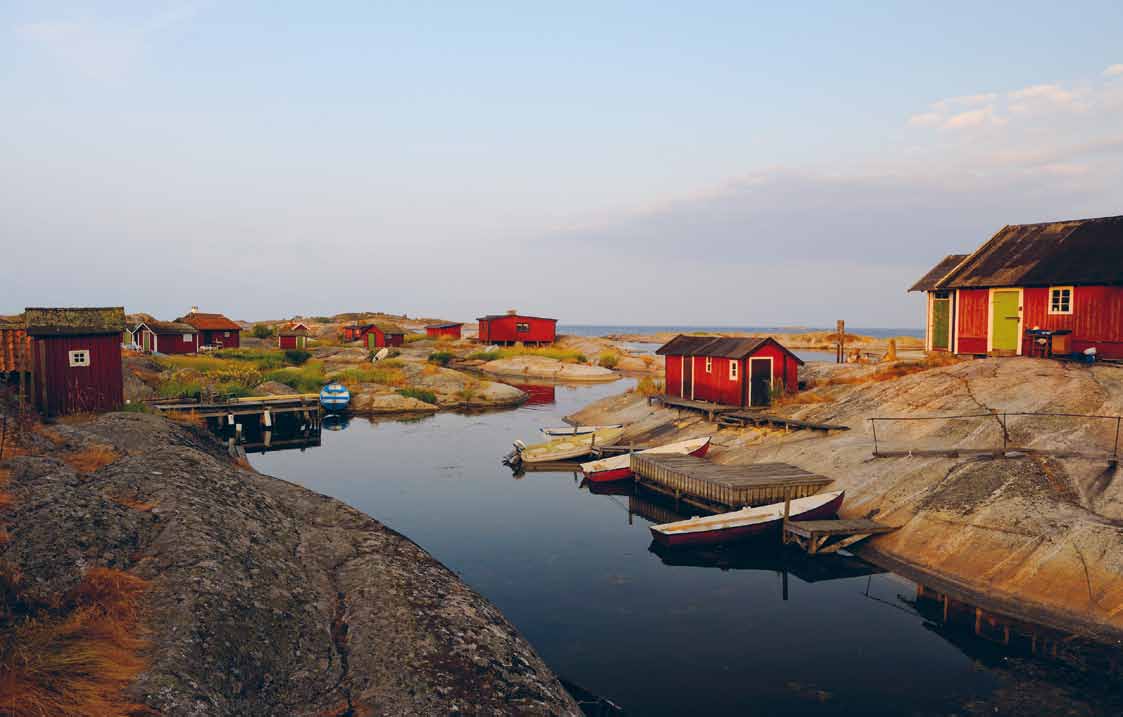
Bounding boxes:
367 332 376 350
991 290 1020 352
932 297 950 350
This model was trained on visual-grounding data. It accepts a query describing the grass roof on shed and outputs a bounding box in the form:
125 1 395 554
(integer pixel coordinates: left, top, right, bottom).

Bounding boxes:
24 307 126 336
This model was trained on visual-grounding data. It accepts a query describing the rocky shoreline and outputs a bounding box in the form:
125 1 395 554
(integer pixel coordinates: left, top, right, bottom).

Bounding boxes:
568 357 1123 644
0 412 580 716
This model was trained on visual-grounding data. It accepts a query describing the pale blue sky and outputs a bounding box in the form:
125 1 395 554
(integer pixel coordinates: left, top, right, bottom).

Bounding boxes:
2 2 1122 326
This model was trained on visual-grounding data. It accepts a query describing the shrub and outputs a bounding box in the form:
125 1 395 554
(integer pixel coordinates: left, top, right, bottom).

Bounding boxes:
597 352 618 369
329 365 407 390
264 364 326 393
118 402 150 414
284 349 311 366
467 350 500 361
157 379 203 400
397 388 438 404
61 445 120 474
403 333 427 343
428 351 453 366
633 376 664 397
251 323 274 339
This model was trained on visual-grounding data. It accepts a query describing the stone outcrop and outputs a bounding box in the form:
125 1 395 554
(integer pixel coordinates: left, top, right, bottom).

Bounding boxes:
1 413 579 716
481 356 619 382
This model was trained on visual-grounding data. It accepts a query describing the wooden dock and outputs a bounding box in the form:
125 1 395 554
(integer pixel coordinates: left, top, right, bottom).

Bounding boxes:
152 394 321 420
631 453 832 512
654 396 740 421
783 519 896 555
718 411 850 433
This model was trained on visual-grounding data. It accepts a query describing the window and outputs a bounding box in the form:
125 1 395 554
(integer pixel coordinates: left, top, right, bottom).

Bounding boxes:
516 322 530 333
68 350 90 367
1049 287 1073 315
705 357 712 373
183 334 193 342
223 331 230 337
729 360 738 380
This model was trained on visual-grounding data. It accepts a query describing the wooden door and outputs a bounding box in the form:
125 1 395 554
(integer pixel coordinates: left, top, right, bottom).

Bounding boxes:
682 356 693 398
749 358 772 407
991 291 1020 353
932 297 951 350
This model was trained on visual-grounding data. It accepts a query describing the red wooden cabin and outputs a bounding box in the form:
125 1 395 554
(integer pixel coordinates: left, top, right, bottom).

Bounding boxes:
425 322 463 339
278 323 310 350
340 322 405 349
477 312 557 345
911 215 1123 358
177 310 241 349
656 335 802 408
24 307 125 416
134 320 199 354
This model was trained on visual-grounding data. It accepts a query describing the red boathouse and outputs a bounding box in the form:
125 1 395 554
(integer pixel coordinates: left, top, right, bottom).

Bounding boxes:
278 323 310 350
656 335 802 408
341 322 405 349
177 309 241 349
911 215 1123 358
24 307 126 416
134 320 199 354
425 322 463 339
477 311 557 345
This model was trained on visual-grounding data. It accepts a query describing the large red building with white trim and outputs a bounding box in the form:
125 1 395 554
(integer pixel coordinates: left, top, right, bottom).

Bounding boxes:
656 335 802 408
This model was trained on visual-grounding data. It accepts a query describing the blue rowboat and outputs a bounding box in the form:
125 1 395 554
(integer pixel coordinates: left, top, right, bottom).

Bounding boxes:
319 382 351 412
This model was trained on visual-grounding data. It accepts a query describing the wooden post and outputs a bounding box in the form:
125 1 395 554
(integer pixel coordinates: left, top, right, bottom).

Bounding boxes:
1002 413 1008 454
871 419 879 457
1113 416 1121 465
885 339 897 362
781 488 792 544
836 320 845 364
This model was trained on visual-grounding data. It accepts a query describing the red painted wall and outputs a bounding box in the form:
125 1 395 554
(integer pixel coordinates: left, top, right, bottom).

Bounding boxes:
664 355 684 398
200 329 239 348
278 335 307 349
33 334 123 416
141 329 197 354
955 289 990 354
478 316 556 344
426 326 462 339
1020 285 1123 358
664 343 799 407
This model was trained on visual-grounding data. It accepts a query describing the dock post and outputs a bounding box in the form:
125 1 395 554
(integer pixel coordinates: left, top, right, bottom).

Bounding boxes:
781 488 792 544
1001 413 1008 454
871 419 879 457
263 409 272 428
1113 417 1120 465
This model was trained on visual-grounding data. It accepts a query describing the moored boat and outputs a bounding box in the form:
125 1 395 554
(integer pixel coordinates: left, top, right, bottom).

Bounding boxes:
319 382 351 412
579 436 712 483
504 427 626 467
541 423 623 437
650 490 845 547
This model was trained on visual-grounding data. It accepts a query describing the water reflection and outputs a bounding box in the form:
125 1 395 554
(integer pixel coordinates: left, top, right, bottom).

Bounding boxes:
211 411 322 454
508 380 557 406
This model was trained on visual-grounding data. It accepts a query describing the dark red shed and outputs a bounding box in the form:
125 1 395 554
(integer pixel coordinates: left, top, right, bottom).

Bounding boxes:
134 320 199 354
425 322 463 339
341 322 405 349
24 307 125 416
278 323 310 350
477 311 557 345
656 335 802 408
177 309 241 348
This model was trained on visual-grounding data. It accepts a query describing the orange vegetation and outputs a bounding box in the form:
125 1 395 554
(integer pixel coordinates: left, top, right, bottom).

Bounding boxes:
165 411 205 429
61 446 121 475
109 495 156 513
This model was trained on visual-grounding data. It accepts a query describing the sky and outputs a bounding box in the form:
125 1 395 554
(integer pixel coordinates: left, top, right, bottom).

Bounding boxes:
2 2 1122 327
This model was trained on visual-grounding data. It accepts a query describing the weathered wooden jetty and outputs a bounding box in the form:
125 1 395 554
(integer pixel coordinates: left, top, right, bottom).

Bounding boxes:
718 411 850 433
654 396 740 421
152 394 321 421
631 453 832 513
783 519 896 555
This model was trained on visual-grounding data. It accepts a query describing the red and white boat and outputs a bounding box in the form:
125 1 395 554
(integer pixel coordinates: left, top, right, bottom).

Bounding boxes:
649 490 845 547
579 436 711 483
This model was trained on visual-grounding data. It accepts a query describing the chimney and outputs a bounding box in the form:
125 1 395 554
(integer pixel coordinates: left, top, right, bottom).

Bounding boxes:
506 309 517 316
190 306 198 314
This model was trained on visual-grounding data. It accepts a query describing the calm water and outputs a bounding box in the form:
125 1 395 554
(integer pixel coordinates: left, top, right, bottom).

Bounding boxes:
559 325 924 340
248 380 1120 716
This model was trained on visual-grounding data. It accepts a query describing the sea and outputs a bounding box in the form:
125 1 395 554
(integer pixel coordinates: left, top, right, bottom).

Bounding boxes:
558 325 924 340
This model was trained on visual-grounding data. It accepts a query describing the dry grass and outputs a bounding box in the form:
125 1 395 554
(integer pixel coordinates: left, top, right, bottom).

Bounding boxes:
0 566 152 717
165 411 205 429
821 355 959 388
632 376 664 397
777 391 834 406
61 446 120 475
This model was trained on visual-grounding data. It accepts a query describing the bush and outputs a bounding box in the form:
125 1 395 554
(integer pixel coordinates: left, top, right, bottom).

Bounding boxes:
467 350 500 361
633 376 664 397
284 349 311 365
264 365 325 393
251 323 274 339
157 379 203 400
428 351 454 366
403 333 427 343
597 352 618 369
397 388 438 404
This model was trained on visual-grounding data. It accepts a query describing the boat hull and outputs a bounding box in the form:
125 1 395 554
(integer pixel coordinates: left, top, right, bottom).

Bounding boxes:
651 491 844 547
584 439 711 483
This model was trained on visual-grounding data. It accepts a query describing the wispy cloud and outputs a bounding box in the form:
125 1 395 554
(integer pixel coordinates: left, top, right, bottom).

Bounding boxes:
943 106 1007 130
1104 64 1123 78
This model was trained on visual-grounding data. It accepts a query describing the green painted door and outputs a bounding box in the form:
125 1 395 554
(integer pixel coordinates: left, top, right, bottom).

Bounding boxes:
991 290 1020 352
932 298 950 350
367 332 376 350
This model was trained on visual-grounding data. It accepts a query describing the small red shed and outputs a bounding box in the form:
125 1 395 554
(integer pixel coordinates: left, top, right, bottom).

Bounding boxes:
341 322 405 349
911 215 1123 358
24 307 126 416
656 335 802 408
134 320 199 354
177 309 241 349
477 311 557 345
425 322 463 339
278 323 310 350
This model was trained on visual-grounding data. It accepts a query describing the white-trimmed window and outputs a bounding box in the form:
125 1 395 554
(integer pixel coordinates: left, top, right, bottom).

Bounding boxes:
223 331 230 337
1049 287 1073 315
516 322 530 333
68 350 90 367
729 360 738 380
183 334 193 342
705 357 712 373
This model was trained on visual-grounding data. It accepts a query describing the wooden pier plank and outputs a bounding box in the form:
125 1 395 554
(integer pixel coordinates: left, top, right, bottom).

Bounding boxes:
783 518 897 555
719 411 850 432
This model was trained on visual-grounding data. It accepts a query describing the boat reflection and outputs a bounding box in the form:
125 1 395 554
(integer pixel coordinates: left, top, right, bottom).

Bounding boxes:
508 381 557 406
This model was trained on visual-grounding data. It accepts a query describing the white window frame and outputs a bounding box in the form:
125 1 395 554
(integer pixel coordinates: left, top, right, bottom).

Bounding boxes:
68 349 91 367
183 334 193 342
705 357 712 373
729 360 738 381
1048 286 1073 315
223 331 231 337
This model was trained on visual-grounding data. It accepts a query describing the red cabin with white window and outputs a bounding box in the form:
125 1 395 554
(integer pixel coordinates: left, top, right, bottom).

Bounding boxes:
278 323 310 350
911 215 1123 358
340 322 404 349
134 320 199 354
477 312 556 345
425 322 463 339
24 307 125 416
177 309 241 349
656 335 802 408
